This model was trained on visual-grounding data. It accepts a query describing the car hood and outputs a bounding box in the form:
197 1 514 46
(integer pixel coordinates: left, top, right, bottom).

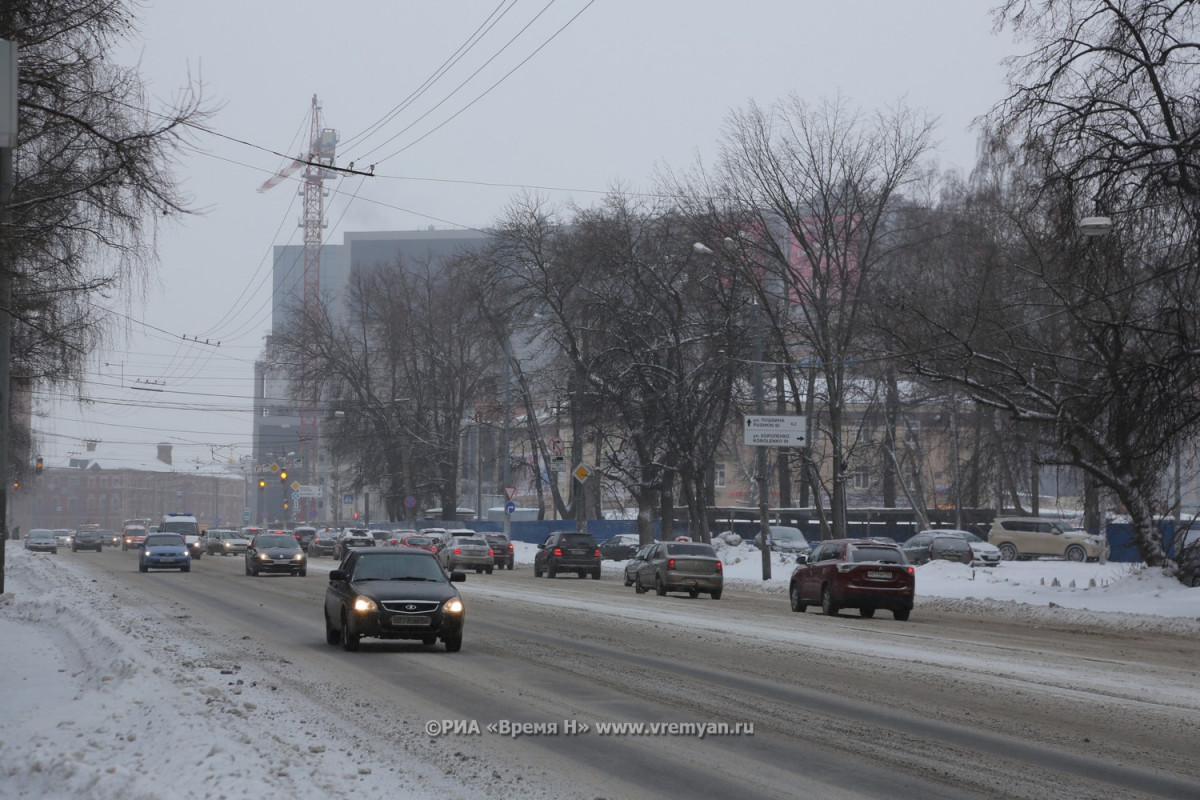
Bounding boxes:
349 579 457 603
255 547 303 558
969 541 1001 553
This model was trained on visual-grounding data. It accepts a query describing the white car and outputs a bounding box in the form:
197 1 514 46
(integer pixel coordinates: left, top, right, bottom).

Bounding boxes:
53 529 74 548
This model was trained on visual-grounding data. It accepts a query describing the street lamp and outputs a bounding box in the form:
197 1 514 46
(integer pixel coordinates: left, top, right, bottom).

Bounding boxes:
695 239 772 580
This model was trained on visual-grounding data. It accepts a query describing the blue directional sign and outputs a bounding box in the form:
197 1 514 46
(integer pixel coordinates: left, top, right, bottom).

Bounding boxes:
343 493 354 505
505 501 516 515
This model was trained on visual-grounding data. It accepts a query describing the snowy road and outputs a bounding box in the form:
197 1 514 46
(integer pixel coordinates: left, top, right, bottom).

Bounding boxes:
2 545 1199 799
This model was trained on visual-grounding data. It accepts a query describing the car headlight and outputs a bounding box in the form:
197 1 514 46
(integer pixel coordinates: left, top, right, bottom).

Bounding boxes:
223 542 231 550
258 552 270 561
292 552 305 562
443 598 464 614
352 596 377 612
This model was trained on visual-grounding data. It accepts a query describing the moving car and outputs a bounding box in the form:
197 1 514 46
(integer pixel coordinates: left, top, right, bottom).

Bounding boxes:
483 533 515 569
438 534 495 574
308 528 340 558
333 529 376 561
205 529 250 556
121 524 148 551
324 548 466 652
398 533 437 553
245 533 307 576
623 544 655 586
138 533 191 573
25 529 58 554
292 526 317 549
900 531 975 566
71 529 104 553
598 533 641 561
789 538 914 620
53 529 74 548
95 529 121 548
628 541 723 599
987 517 1108 562
534 531 601 579
160 512 203 560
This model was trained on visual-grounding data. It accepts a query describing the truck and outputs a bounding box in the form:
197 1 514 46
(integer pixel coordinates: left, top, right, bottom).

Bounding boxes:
161 512 203 560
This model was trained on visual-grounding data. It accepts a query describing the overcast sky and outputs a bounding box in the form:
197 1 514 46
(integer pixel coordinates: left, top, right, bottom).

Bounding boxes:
34 0 1019 469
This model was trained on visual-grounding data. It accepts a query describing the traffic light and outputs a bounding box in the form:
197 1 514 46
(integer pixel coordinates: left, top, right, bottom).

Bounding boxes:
35 457 43 474
279 470 288 483
283 502 289 510
11 480 18 489
257 479 266 491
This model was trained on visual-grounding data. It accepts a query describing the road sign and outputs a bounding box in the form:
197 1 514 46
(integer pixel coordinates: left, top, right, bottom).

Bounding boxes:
743 414 807 447
504 486 517 501
548 435 564 456
291 490 300 502
573 463 592 483
299 484 321 498
403 495 417 508
505 501 516 515
343 493 355 505
550 454 566 465
291 480 301 492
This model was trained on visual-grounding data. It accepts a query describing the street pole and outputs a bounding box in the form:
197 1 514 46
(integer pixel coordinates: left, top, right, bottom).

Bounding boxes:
0 40 16 593
503 336 511 540
754 300 772 581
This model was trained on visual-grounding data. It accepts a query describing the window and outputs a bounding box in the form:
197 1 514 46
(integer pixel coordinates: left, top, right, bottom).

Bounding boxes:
111 478 121 489
852 465 869 490
713 462 726 488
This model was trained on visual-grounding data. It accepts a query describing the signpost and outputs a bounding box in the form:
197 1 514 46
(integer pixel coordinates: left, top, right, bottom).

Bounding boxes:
743 414 806 447
298 484 321 498
573 463 592 483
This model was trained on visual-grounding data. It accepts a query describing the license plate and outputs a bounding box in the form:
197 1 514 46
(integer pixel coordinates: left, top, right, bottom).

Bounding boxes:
866 570 891 579
390 616 431 627
569 549 585 555
160 558 177 563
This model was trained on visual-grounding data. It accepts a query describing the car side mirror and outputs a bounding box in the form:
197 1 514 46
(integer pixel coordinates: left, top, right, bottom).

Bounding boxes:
450 571 466 582
536 543 544 549
795 554 808 564
329 569 347 581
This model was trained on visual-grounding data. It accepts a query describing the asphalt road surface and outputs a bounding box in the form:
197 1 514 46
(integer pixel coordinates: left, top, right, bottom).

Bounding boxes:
69 548 1200 799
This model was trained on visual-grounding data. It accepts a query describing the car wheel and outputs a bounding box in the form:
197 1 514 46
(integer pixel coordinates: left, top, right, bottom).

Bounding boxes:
859 607 876 619
591 568 601 580
689 588 699 598
789 583 807 613
623 572 634 587
998 543 1017 561
297 569 307 577
634 574 646 594
51 548 57 555
340 611 360 652
475 567 482 573
547 562 557 579
507 562 514 570
1065 545 1086 562
893 608 911 621
139 563 148 573
181 565 191 573
325 612 340 645
444 630 463 652
244 562 251 576
710 589 722 600
534 565 543 577
486 567 493 574
250 565 259 577
655 574 667 597
821 585 839 616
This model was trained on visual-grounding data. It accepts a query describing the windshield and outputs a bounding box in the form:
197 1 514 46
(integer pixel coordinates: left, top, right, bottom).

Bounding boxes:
666 543 716 557
850 545 905 564
351 554 447 582
161 519 199 536
256 535 298 549
146 534 184 547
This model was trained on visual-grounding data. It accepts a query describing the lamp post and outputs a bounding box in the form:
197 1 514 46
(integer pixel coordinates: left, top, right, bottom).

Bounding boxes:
694 240 772 580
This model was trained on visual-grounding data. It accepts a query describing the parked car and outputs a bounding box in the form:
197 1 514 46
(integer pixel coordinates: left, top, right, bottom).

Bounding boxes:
438 535 495 574
25 529 58 554
918 529 1002 567
333 529 376 561
206 529 251 556
308 528 340 558
1172 526 1200 587
484 533 515 569
138 533 191 573
324 548 466 652
789 538 914 620
900 531 975 566
121 525 148 551
534 531 601 579
53 529 74 548
598 533 641 561
71 529 104 553
245 533 307 577
398 533 437 553
628 541 723 599
987 517 1108 562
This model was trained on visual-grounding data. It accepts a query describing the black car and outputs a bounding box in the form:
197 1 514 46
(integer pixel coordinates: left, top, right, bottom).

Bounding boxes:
292 526 317 549
534 531 601 579
1175 527 1200 587
245 533 308 576
334 529 376 561
324 548 466 652
598 533 641 561
483 533 515 570
95 529 121 548
71 530 104 552
308 529 340 558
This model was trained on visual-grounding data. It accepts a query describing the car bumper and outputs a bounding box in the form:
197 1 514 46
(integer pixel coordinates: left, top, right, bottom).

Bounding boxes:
26 544 56 552
350 609 464 641
143 556 190 568
837 586 913 610
663 573 723 591
446 556 494 569
250 560 306 573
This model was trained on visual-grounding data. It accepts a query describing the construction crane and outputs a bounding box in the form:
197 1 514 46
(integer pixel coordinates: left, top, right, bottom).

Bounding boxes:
259 94 338 522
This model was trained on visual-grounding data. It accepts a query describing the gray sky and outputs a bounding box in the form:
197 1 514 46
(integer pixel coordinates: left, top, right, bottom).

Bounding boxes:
36 0 1019 469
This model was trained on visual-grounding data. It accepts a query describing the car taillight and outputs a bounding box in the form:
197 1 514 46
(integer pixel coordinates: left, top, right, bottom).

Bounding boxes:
507 544 514 551
593 549 600 558
553 547 563 557
454 547 462 555
906 566 915 575
716 560 723 573
667 558 676 570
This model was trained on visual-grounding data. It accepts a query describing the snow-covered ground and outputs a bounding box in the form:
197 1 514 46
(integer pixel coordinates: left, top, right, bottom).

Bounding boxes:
2 540 1198 799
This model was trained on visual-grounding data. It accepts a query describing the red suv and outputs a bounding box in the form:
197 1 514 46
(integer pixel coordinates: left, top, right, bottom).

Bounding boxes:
789 539 914 621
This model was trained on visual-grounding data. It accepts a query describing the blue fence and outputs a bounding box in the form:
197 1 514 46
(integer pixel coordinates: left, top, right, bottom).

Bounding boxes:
409 519 691 544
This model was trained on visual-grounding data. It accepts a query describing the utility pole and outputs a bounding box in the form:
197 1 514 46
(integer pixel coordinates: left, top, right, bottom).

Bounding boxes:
0 38 19 594
753 300 772 581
